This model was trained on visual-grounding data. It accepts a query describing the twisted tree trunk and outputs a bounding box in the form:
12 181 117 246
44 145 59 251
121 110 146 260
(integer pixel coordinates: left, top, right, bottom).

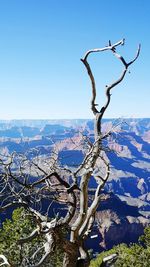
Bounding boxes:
0 39 140 267
63 240 90 267
63 242 79 267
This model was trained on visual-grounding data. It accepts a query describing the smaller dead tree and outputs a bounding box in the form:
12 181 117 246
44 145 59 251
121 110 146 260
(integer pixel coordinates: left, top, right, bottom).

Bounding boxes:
0 39 140 267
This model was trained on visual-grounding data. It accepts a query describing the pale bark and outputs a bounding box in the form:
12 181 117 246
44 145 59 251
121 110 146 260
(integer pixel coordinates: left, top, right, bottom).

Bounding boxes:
0 39 140 267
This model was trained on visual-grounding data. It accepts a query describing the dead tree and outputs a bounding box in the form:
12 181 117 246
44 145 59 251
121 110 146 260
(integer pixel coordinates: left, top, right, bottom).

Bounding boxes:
0 39 140 267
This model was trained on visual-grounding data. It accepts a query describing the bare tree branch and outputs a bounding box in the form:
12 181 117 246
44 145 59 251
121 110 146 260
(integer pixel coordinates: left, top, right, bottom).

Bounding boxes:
0 39 140 267
0 255 10 266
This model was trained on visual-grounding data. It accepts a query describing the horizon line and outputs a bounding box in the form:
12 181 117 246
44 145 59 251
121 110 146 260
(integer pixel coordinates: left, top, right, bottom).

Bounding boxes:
0 117 150 121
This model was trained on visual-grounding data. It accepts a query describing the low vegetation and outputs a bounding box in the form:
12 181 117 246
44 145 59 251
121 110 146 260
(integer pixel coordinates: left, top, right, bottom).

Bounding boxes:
0 208 63 267
0 208 149 267
90 226 150 267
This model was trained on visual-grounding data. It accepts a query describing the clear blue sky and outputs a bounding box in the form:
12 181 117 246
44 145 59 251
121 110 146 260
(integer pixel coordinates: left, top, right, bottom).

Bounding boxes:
0 0 149 119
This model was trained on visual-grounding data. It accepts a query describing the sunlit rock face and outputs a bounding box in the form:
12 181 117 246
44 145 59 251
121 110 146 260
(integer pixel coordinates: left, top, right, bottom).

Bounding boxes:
0 118 150 251
88 192 149 252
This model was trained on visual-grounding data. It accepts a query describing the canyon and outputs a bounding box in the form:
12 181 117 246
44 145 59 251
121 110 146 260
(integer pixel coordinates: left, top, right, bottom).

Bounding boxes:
0 118 150 252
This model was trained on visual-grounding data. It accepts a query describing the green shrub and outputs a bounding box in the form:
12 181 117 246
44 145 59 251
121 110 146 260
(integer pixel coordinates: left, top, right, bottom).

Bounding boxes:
90 226 150 267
